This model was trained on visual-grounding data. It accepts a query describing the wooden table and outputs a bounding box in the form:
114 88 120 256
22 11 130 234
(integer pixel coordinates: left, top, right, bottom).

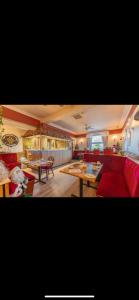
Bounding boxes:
0 178 11 197
60 162 103 197
22 161 50 184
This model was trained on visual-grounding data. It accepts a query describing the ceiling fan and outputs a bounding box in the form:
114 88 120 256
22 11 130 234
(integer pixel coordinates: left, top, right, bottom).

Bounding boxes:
83 124 95 131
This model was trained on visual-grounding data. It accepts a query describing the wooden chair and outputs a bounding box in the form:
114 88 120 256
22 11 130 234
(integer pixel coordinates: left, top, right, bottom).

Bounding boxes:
46 156 55 177
40 156 55 181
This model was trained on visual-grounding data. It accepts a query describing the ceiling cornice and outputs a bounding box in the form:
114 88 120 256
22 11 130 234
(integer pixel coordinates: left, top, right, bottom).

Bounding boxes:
122 105 138 130
118 105 132 128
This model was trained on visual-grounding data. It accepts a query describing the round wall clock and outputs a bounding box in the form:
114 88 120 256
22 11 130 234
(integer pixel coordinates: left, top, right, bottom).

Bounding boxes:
2 134 19 147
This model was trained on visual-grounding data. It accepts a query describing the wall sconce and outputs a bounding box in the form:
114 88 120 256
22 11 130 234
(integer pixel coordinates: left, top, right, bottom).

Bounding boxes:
112 135 117 141
121 133 125 140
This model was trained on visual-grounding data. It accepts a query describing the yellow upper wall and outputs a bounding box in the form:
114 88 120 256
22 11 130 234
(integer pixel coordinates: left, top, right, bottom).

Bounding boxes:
0 124 26 153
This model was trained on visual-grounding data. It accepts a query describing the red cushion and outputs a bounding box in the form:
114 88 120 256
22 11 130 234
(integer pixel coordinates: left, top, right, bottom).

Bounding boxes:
0 153 17 163
103 149 113 155
84 154 126 174
23 171 35 181
5 162 21 170
9 182 18 195
109 156 126 173
124 158 139 197
93 149 100 155
97 172 130 197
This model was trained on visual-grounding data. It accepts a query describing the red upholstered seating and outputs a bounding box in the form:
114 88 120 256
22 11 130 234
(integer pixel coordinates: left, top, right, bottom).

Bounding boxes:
23 171 35 181
97 172 130 197
103 149 113 155
84 154 126 174
93 149 100 155
73 150 85 159
9 182 18 195
124 158 139 197
83 153 139 197
5 162 21 170
97 157 139 198
0 153 21 170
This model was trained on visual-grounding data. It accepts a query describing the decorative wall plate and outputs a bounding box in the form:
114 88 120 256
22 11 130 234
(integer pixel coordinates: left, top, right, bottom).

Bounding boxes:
2 134 19 147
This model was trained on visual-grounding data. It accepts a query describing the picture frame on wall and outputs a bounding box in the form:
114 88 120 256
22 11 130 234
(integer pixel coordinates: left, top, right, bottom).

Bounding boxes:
2 134 19 147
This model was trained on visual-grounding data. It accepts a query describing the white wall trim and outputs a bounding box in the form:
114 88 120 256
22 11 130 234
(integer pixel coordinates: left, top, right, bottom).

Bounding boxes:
48 122 75 135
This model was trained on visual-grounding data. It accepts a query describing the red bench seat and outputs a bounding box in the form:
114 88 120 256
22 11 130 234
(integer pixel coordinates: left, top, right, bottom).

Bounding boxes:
84 153 126 174
97 172 130 197
0 153 21 170
83 153 139 197
97 157 139 198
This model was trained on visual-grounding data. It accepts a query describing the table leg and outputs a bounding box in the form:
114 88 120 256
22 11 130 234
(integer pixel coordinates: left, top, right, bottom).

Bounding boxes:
0 185 3 197
87 180 90 187
37 167 47 184
79 178 83 197
39 167 41 182
71 178 83 198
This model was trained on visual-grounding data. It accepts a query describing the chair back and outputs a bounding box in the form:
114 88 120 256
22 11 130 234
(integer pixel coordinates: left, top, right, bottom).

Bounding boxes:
103 149 112 155
47 156 55 166
93 149 100 155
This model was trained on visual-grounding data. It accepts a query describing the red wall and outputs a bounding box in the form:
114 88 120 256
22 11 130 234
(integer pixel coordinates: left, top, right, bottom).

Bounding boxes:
2 106 40 127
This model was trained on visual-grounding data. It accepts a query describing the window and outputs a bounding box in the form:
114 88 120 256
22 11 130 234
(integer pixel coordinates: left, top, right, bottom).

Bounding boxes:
91 135 104 151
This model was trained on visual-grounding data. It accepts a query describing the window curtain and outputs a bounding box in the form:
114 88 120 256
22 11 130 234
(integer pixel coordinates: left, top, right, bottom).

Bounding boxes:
87 138 92 150
102 135 108 148
87 132 109 150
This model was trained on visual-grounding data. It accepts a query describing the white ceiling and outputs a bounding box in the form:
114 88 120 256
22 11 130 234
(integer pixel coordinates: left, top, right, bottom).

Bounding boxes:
50 105 131 133
10 104 66 118
4 104 131 134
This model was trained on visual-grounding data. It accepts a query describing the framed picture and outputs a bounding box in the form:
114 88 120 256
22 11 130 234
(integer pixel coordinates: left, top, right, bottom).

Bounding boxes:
2 134 19 147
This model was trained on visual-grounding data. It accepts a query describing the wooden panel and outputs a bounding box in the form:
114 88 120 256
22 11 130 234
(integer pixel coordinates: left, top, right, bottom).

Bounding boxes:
5 183 10 197
37 150 72 167
0 185 3 197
